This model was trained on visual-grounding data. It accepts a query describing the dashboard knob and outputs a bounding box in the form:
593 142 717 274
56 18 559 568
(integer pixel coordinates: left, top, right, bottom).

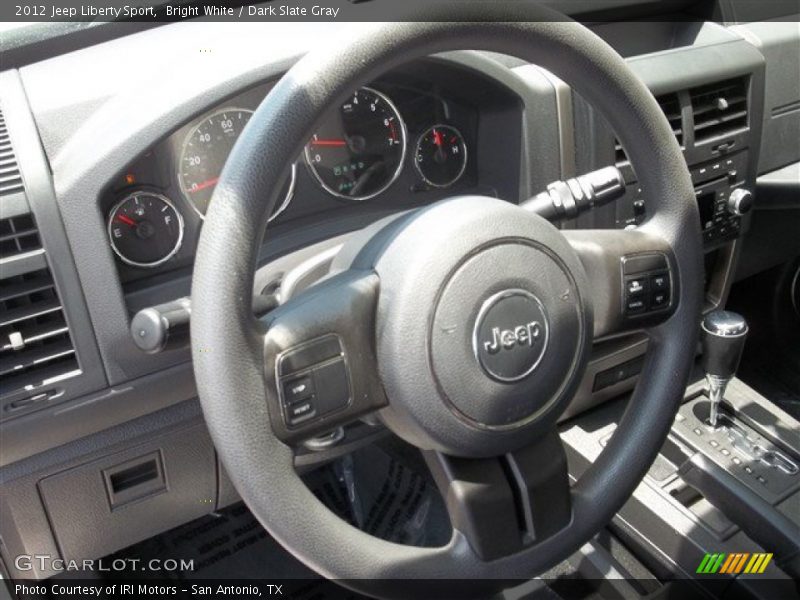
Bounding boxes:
728 188 753 216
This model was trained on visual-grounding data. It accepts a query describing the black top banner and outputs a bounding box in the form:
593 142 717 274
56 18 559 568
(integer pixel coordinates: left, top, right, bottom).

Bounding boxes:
2 0 799 24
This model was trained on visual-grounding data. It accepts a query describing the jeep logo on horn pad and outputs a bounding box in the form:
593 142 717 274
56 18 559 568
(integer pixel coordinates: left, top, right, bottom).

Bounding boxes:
473 290 550 382
483 321 542 354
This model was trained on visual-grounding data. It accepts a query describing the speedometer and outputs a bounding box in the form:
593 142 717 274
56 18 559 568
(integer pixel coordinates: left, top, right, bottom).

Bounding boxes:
304 87 406 201
178 108 296 221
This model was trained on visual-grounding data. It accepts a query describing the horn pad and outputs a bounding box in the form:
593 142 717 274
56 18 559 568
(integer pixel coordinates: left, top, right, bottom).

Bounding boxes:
358 197 592 457
431 240 579 428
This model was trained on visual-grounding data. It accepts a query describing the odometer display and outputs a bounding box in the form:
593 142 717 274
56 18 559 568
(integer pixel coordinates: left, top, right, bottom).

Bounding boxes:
305 87 406 201
179 108 295 221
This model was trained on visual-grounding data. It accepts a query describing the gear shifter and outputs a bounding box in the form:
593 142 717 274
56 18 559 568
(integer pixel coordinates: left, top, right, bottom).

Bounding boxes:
701 311 748 428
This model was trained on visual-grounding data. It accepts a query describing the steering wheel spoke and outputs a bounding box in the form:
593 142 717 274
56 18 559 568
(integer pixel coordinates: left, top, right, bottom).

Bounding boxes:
563 228 679 340
424 430 572 561
261 269 388 445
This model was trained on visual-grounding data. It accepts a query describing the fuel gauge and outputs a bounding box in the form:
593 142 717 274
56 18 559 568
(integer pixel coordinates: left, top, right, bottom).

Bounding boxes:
108 192 184 268
414 124 467 188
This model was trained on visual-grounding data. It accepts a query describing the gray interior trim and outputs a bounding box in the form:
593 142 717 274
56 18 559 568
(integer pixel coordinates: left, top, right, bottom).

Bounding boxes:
0 363 196 468
16 25 556 390
19 23 313 385
0 399 207 579
756 161 800 210
731 21 800 175
0 249 47 279
0 70 106 415
0 191 30 219
438 51 562 201
0 15 795 591
531 66 576 179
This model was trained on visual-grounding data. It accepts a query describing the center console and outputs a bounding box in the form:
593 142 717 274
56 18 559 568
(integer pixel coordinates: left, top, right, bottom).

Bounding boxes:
560 371 800 599
552 26 799 596
674 389 799 508
560 309 800 597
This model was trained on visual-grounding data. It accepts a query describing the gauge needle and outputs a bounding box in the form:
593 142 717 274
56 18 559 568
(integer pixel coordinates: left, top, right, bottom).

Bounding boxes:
310 139 347 147
433 129 447 162
116 214 137 227
189 177 220 193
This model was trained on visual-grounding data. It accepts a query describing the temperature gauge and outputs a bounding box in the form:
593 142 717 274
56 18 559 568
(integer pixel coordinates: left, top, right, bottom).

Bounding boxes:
414 124 467 188
108 192 184 268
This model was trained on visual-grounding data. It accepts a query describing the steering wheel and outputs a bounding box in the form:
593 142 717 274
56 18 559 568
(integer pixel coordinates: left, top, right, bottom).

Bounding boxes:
191 9 702 600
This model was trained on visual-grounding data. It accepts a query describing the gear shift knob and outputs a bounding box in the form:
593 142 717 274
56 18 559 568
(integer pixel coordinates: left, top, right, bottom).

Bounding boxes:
701 311 748 427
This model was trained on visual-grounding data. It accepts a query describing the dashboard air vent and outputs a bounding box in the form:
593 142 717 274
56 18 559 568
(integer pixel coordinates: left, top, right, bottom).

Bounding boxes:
690 77 748 144
0 110 25 197
615 93 683 165
0 266 80 398
0 213 43 258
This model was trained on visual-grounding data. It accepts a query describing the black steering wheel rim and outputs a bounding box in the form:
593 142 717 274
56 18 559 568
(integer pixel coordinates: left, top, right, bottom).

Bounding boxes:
191 10 702 599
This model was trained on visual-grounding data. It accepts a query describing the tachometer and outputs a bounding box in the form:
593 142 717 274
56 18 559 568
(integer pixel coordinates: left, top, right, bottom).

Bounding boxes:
178 108 296 221
108 192 183 268
304 87 406 201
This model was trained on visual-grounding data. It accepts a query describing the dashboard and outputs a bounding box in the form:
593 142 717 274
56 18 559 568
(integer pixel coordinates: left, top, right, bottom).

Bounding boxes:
3 17 797 437
3 18 796 436
101 61 523 289
1 13 799 580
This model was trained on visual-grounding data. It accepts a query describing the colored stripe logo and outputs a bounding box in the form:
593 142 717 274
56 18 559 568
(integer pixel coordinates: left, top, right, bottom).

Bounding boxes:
696 552 773 574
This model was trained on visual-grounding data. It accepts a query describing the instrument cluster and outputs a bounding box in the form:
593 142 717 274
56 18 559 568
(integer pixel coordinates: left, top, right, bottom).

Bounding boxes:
102 64 522 283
